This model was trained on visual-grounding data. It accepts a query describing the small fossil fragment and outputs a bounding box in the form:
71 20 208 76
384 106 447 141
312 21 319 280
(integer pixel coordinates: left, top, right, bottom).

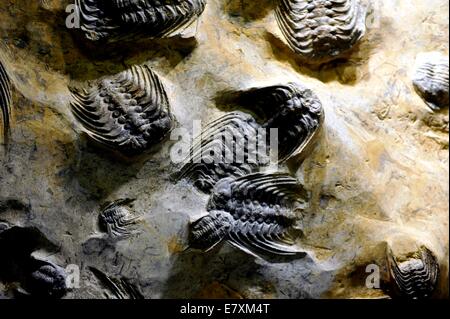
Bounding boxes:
412 52 449 111
387 246 439 299
176 83 323 193
99 198 139 239
90 267 144 299
75 0 207 42
190 173 309 258
70 65 174 156
0 59 11 144
275 0 367 63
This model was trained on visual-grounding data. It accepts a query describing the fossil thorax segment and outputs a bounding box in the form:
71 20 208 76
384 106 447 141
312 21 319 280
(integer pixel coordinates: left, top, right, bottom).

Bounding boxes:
76 0 207 42
70 65 174 156
412 52 449 111
276 0 367 63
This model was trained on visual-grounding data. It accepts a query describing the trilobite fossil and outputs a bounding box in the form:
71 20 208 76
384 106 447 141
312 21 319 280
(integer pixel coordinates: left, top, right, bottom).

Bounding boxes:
25 260 68 299
0 59 11 145
412 52 449 111
189 173 309 258
387 246 439 299
99 198 140 239
89 267 144 299
176 83 323 193
275 0 367 63
70 65 174 156
75 0 207 42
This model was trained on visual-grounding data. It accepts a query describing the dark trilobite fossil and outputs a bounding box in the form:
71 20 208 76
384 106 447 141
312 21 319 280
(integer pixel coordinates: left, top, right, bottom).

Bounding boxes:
275 0 367 63
99 198 140 239
176 83 323 193
176 111 265 193
75 0 207 42
89 267 144 299
70 65 174 156
387 246 439 299
189 173 309 258
412 52 449 111
26 260 68 299
0 59 12 145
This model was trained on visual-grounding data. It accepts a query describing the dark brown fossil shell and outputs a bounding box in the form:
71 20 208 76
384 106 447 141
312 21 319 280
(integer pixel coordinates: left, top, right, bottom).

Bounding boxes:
413 52 449 111
70 65 174 156
387 246 440 299
275 0 367 63
0 59 11 145
190 173 309 258
76 0 207 42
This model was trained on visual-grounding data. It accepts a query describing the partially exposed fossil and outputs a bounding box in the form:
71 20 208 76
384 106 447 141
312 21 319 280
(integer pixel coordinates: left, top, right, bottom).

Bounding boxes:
0 59 11 144
99 198 140 239
70 65 174 156
189 173 309 258
75 0 207 42
387 246 440 299
275 0 367 63
25 259 68 299
412 52 449 111
176 83 323 193
89 267 144 299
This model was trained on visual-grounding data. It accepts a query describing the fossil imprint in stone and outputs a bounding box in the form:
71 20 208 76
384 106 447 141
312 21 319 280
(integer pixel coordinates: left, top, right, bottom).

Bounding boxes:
70 65 174 156
387 246 440 299
0 59 11 144
89 267 144 299
275 0 367 63
176 83 324 193
75 0 207 42
99 199 140 239
189 173 309 258
412 52 449 111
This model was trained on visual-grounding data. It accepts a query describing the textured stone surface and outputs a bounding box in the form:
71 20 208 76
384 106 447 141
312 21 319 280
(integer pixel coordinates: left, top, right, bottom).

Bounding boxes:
0 0 448 299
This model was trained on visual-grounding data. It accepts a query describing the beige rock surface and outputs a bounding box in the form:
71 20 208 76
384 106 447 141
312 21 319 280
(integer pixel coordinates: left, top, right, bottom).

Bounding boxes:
0 0 448 298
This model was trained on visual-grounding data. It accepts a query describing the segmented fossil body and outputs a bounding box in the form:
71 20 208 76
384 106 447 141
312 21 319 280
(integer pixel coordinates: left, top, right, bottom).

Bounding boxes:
70 65 174 156
99 199 139 239
90 267 144 299
27 261 68 299
275 0 367 63
413 52 449 111
388 247 439 299
0 59 11 144
176 83 323 193
176 111 265 193
190 173 309 258
76 0 207 42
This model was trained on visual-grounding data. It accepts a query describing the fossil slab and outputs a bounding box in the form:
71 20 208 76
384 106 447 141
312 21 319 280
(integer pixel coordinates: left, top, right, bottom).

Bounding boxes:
75 0 207 42
189 173 309 258
275 0 367 63
89 267 144 299
0 59 11 144
70 65 174 156
412 52 449 111
177 83 323 193
387 246 440 299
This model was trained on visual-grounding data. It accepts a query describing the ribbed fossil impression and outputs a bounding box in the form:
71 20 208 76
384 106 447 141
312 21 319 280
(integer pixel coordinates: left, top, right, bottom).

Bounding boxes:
413 52 449 111
189 173 309 258
99 199 140 239
75 0 207 42
0 59 11 144
176 83 323 193
275 0 367 63
70 65 174 156
387 246 440 299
